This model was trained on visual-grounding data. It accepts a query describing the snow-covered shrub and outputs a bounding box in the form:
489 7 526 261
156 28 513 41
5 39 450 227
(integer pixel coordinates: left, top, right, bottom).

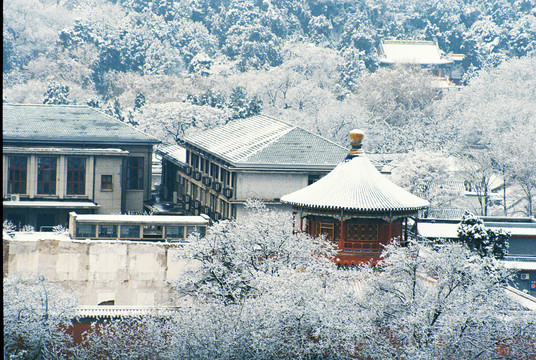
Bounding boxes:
21 224 35 232
3 219 16 236
52 225 68 234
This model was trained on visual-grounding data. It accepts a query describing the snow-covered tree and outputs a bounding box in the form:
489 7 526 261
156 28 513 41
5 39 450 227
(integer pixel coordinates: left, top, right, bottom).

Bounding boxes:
42 83 72 105
457 212 510 259
356 241 534 359
3 275 77 359
390 150 462 212
174 202 337 304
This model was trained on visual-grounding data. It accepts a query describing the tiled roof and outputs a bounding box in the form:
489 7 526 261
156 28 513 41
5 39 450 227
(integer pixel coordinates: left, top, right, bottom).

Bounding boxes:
181 115 347 169
379 40 453 65
281 155 429 213
156 144 187 165
3 104 160 145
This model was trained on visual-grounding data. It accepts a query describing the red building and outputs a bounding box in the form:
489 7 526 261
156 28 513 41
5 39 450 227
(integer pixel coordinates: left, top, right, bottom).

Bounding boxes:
281 130 429 266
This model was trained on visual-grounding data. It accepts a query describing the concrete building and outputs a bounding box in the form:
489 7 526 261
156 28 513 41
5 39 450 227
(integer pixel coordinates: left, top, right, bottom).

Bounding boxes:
156 115 348 220
3 104 160 230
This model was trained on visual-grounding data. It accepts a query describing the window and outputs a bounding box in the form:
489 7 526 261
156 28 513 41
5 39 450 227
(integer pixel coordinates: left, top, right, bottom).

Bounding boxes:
37 157 57 195
98 225 117 238
8 156 27 194
120 225 140 239
308 174 321 185
143 225 163 239
186 225 206 237
166 226 185 241
101 175 113 190
76 224 96 238
126 157 144 190
344 223 380 253
67 157 86 195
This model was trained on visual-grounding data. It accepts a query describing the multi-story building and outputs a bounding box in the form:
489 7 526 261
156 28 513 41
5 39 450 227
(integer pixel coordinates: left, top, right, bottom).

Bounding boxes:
2 104 160 230
156 115 348 220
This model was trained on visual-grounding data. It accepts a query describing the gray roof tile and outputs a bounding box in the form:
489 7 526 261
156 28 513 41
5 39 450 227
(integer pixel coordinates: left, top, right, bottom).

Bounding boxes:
3 104 160 145
182 115 347 168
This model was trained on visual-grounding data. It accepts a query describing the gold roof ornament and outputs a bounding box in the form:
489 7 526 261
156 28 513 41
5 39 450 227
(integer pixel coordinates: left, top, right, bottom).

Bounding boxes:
347 129 364 158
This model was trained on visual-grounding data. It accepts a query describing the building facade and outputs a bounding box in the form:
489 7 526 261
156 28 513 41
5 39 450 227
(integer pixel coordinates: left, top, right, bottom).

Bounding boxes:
3 104 160 230
156 115 348 220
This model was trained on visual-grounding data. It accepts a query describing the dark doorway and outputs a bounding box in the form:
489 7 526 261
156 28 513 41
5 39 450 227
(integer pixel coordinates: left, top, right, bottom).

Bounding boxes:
37 213 56 232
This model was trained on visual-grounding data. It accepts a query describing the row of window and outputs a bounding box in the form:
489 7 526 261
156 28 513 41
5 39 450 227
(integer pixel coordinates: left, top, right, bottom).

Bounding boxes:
75 223 206 241
187 150 234 187
7 155 144 195
181 177 233 218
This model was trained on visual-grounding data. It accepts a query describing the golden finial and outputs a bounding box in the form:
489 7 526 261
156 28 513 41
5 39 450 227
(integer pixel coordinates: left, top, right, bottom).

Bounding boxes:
347 129 364 157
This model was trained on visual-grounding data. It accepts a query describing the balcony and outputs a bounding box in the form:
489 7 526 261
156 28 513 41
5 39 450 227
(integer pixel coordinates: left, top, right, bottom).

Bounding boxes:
212 181 222 193
223 187 233 199
193 170 202 181
202 175 212 186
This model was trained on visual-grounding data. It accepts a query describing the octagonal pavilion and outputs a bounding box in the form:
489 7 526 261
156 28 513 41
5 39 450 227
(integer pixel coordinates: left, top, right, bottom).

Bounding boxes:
281 130 429 266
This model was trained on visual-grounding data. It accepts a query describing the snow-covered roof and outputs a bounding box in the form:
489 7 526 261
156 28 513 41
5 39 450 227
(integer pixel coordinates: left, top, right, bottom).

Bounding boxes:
3 200 99 209
281 131 429 213
379 40 453 65
180 115 347 170
156 144 187 166
76 305 180 318
3 146 128 156
418 219 536 239
3 103 161 146
504 286 536 311
71 213 209 225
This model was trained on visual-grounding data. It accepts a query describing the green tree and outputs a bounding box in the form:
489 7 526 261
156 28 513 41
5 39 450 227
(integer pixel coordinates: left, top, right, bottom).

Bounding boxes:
457 211 510 259
43 83 72 105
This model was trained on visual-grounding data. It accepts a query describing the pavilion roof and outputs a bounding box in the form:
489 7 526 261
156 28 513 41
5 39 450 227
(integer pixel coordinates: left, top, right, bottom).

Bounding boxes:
281 131 429 213
379 40 453 65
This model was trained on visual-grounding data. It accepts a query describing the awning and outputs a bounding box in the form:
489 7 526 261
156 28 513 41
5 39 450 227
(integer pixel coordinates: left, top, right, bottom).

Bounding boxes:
3 200 100 209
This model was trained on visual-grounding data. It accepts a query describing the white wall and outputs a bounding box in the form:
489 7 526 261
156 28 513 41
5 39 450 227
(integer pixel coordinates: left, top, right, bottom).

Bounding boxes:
4 237 197 306
93 157 123 214
236 172 308 201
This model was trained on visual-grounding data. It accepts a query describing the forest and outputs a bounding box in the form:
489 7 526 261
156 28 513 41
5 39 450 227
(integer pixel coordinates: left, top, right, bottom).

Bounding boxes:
3 0 536 216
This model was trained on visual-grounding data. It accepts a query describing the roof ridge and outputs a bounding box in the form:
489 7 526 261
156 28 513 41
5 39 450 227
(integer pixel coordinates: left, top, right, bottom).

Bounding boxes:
285 125 347 150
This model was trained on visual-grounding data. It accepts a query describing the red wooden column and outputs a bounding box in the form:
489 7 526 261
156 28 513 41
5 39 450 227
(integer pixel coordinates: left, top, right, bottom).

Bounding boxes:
339 214 346 251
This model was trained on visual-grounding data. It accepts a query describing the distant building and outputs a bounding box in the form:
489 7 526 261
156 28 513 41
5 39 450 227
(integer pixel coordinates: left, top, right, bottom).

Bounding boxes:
2 104 160 230
281 130 429 266
418 216 536 295
156 115 348 220
378 40 466 86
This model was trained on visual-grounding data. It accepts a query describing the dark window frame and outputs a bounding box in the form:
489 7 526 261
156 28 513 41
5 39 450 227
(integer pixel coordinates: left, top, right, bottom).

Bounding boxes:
126 157 144 190
37 157 57 195
8 156 28 194
67 157 86 195
101 175 113 190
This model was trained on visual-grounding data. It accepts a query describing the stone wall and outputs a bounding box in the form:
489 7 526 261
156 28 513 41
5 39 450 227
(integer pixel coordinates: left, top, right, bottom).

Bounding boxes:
3 235 196 306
